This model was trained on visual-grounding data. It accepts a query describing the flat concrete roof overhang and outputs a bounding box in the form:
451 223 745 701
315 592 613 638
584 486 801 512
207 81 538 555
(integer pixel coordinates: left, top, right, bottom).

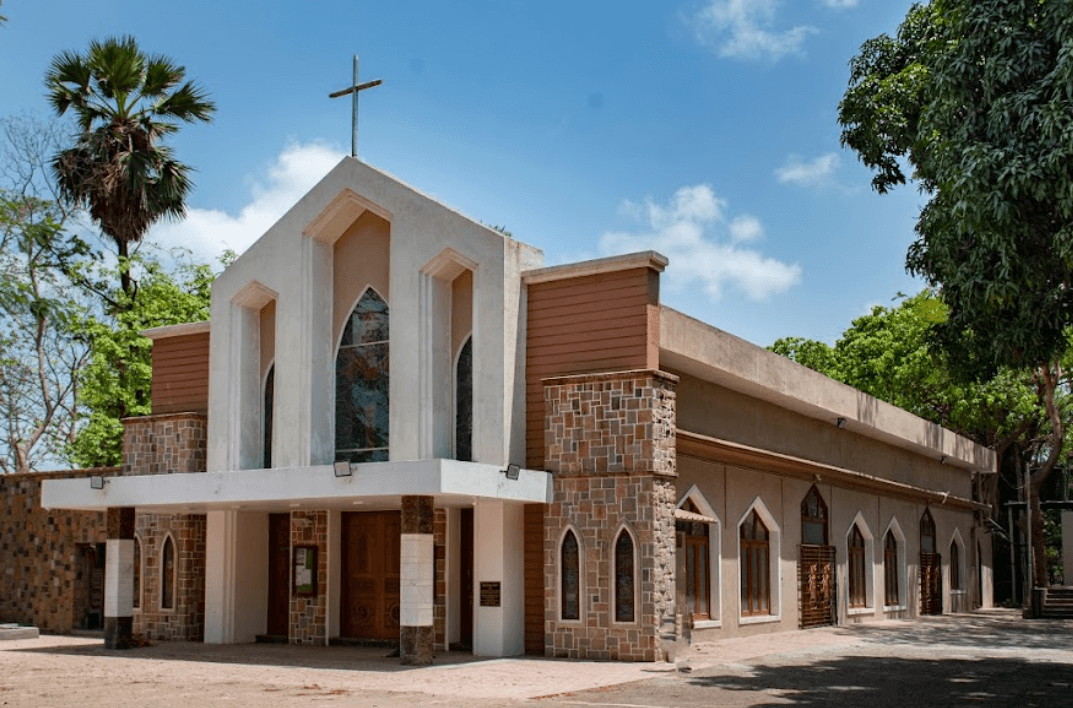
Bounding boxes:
660 306 997 475
41 460 551 514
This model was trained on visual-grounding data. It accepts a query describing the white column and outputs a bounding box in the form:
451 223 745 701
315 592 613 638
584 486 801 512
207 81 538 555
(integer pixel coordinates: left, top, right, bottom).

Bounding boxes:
204 511 269 644
400 534 435 627
473 500 525 657
104 539 134 618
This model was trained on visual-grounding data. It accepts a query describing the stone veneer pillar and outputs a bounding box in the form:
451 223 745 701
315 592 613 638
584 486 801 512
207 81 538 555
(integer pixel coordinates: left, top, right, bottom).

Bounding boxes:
104 506 136 649
400 495 434 665
543 369 678 661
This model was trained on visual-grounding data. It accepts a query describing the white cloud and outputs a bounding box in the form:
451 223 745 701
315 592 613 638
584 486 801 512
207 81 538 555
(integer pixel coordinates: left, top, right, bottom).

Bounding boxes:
775 152 841 188
693 0 817 62
819 0 859 8
600 184 801 301
150 141 346 261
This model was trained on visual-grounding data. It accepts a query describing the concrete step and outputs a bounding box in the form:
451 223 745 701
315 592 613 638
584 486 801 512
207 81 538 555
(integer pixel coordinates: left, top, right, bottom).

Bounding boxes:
0 625 39 640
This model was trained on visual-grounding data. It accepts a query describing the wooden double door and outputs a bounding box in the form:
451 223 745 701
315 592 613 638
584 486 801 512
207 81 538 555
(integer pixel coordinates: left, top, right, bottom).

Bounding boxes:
342 511 401 640
799 544 837 628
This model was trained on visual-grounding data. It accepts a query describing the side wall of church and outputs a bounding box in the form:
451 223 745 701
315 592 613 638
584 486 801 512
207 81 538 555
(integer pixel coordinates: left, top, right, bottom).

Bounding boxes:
134 513 207 641
543 369 677 661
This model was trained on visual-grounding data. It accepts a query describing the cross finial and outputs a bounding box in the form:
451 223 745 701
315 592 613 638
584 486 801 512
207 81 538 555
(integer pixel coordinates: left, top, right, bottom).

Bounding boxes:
329 55 382 158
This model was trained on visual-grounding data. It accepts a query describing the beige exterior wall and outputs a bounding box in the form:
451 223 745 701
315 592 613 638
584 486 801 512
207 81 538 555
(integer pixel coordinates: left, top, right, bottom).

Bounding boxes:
671 370 973 500
676 454 979 640
331 210 391 347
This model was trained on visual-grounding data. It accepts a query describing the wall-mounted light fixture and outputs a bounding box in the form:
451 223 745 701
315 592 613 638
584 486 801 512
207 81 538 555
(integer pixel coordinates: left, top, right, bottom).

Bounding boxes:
836 417 847 430
89 475 106 490
334 461 353 478
502 463 521 480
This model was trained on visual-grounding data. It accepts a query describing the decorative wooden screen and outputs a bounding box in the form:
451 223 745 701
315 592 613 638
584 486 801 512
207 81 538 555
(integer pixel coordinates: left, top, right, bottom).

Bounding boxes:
848 525 867 608
920 552 943 615
799 543 836 628
740 511 771 616
561 530 580 620
614 531 635 622
884 530 899 606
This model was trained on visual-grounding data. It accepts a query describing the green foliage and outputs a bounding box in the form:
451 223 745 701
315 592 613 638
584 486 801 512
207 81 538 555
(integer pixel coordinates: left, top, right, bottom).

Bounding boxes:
67 252 212 468
769 292 1037 446
839 0 1073 377
46 36 215 296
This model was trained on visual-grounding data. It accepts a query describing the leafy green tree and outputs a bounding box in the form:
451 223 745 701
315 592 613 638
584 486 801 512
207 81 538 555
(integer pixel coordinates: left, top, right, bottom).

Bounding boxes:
68 251 212 468
838 0 1073 588
46 35 214 299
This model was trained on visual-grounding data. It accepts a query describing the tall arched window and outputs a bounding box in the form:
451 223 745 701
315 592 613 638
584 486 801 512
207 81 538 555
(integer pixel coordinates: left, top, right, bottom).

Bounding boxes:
335 289 389 463
560 530 580 620
161 536 176 610
263 365 274 468
614 530 636 622
848 525 867 608
920 509 936 554
677 499 710 620
801 485 828 546
133 536 141 610
740 510 771 616
884 530 899 606
950 539 961 591
455 336 473 462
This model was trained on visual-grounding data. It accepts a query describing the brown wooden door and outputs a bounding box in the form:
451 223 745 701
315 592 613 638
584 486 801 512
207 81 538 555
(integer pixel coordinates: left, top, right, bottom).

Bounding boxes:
266 513 291 637
799 544 837 628
342 511 401 640
920 552 943 615
460 508 474 649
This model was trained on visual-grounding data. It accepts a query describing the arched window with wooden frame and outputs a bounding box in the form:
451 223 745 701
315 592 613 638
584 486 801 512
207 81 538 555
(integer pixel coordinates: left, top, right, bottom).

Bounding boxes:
454 335 473 462
801 485 828 546
614 528 636 623
848 524 867 608
560 528 581 621
883 529 899 607
919 508 942 615
263 364 274 468
161 535 176 611
677 499 712 621
132 536 141 610
335 288 389 463
740 510 771 616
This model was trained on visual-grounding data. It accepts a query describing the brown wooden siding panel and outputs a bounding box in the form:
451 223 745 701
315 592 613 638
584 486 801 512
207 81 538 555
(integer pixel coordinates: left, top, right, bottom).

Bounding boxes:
151 332 210 415
524 503 545 654
525 268 658 469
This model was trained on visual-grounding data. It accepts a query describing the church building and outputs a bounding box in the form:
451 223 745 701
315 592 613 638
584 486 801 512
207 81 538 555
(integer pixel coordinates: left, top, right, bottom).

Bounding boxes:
32 157 995 662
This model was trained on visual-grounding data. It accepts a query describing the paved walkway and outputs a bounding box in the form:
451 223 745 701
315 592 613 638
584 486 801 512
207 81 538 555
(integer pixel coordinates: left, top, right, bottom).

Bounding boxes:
1 609 1070 706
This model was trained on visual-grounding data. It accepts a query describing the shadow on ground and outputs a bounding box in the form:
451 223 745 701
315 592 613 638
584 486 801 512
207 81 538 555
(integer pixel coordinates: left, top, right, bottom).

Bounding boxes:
683 655 1073 708
846 611 1073 650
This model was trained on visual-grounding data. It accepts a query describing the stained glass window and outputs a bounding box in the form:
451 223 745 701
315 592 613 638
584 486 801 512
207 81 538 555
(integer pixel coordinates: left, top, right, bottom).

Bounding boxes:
133 537 141 610
263 365 274 468
455 337 473 462
950 539 961 590
335 290 389 463
162 536 175 610
615 530 635 622
561 530 580 620
801 485 828 546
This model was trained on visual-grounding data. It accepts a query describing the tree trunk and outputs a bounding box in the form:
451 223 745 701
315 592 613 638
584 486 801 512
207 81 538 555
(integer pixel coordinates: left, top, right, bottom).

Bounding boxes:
1031 361 1064 589
117 238 132 300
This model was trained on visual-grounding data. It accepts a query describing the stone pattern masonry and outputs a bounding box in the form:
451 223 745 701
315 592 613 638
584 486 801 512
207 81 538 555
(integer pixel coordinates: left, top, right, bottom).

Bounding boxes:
290 510 328 645
122 413 207 476
134 513 207 641
543 370 677 661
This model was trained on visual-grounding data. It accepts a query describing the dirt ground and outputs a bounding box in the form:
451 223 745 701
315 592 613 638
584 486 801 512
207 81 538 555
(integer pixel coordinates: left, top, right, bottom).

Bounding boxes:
1 610 1071 707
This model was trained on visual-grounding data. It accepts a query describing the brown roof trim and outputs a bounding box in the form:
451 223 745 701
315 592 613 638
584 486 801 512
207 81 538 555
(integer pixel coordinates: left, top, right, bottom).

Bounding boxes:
542 368 679 388
677 429 987 513
522 251 668 285
141 321 210 340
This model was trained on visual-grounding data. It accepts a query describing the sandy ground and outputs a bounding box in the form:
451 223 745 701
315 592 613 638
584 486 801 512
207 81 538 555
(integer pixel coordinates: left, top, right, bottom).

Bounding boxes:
1 610 1069 707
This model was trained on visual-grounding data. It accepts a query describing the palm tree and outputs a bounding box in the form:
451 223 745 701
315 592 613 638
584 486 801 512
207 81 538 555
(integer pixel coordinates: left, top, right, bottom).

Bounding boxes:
46 35 215 300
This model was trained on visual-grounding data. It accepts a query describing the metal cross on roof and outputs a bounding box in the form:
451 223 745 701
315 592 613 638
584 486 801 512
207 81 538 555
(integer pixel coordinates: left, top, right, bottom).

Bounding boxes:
329 55 382 158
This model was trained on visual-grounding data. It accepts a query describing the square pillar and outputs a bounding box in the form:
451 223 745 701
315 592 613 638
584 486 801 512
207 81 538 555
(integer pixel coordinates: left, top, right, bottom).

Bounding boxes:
400 495 434 665
104 507 135 650
473 499 525 658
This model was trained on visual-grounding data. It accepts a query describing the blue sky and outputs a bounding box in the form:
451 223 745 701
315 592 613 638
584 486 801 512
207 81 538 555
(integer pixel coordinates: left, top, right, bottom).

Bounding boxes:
0 0 928 348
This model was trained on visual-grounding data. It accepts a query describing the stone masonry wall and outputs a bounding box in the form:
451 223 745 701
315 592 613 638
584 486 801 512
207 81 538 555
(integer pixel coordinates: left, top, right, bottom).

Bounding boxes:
543 370 677 661
122 413 207 476
434 508 447 651
0 469 117 632
290 510 328 645
134 513 207 641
